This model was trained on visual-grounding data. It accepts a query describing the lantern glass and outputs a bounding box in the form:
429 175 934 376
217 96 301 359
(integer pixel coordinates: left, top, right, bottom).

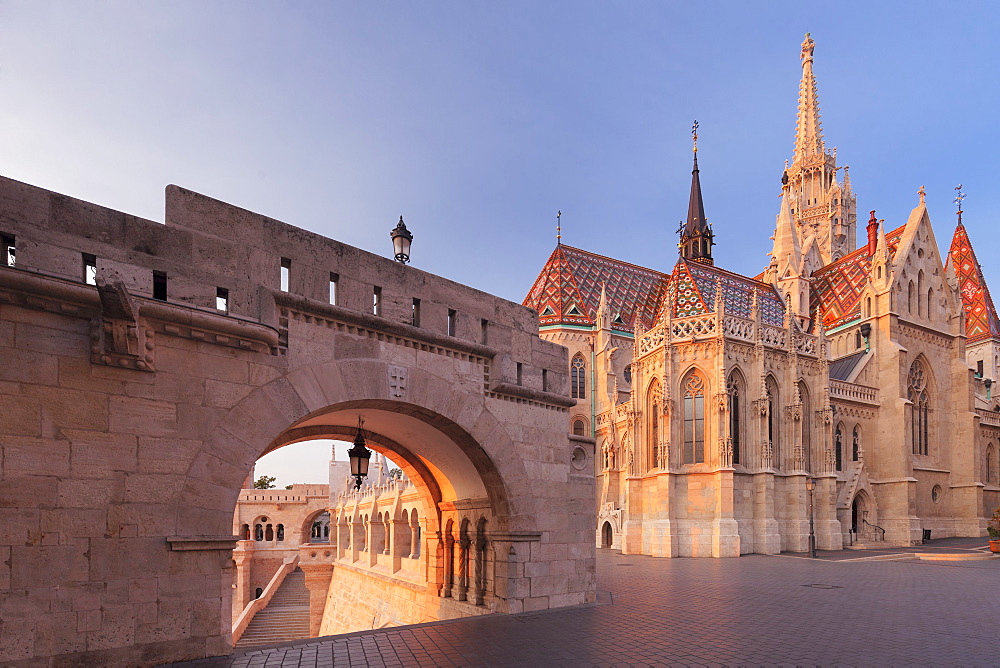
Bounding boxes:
390 217 413 263
805 478 815 492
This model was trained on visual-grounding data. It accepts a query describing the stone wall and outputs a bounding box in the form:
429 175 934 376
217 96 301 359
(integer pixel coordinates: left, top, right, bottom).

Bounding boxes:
0 174 595 666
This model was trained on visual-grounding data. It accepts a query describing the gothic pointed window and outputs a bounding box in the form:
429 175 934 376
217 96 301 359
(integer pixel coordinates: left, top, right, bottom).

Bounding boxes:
571 354 586 400
835 424 843 471
683 371 706 464
648 379 662 469
727 373 743 465
623 364 632 385
908 360 929 455
852 426 860 462
986 443 996 485
766 377 780 470
799 381 811 472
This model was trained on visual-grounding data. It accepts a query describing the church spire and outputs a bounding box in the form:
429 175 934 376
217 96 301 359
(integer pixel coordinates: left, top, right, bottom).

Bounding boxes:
793 33 824 161
679 121 714 265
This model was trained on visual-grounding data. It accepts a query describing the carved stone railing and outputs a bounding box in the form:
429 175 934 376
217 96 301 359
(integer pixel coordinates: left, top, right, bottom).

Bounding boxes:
793 332 817 356
637 324 666 356
976 408 1000 427
671 315 716 340
723 316 754 342
829 380 879 405
759 325 786 348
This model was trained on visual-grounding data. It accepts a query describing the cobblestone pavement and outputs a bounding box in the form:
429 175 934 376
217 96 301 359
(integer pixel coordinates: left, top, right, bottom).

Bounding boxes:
171 543 1000 667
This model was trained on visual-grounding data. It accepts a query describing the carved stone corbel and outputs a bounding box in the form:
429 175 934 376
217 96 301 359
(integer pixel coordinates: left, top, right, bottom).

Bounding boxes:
91 271 154 372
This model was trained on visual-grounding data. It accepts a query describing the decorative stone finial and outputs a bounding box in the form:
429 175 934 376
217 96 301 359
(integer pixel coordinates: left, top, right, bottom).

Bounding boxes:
918 185 926 205
801 33 815 64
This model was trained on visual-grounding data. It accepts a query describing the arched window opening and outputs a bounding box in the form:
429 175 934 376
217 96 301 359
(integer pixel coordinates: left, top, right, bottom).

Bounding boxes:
571 354 586 399
573 419 586 436
908 360 929 455
683 371 706 464
917 270 925 317
852 426 861 462
799 381 811 472
623 364 632 385
647 380 662 469
255 588 263 599
835 424 843 471
766 377 780 469
907 281 915 314
927 288 933 320
727 374 742 465
254 523 263 541
276 524 284 542
264 524 274 541
242 524 250 540
987 444 996 485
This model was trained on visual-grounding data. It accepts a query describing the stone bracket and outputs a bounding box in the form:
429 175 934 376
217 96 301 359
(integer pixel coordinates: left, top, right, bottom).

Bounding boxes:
92 271 155 372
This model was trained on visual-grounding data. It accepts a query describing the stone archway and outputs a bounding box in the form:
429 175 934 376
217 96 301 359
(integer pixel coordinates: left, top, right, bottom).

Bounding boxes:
0 178 595 666
601 522 613 548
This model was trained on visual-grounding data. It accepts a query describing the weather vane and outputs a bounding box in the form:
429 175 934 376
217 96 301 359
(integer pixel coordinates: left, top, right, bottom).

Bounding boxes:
954 184 966 222
692 120 699 153
556 210 562 245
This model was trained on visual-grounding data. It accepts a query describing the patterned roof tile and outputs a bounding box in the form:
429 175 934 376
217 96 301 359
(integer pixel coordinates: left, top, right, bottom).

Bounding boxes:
946 222 1000 344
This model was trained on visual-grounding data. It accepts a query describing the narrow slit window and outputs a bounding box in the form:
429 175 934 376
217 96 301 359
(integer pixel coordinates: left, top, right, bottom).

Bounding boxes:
448 309 457 337
481 319 489 345
2 234 14 267
153 271 167 301
329 273 339 305
516 362 523 386
280 258 291 292
373 286 382 316
83 253 97 285
216 287 229 313
542 369 548 392
412 298 421 327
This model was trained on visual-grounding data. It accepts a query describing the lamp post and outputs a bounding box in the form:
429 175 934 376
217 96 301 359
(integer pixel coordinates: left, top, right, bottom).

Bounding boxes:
390 216 413 264
805 477 817 558
347 417 372 490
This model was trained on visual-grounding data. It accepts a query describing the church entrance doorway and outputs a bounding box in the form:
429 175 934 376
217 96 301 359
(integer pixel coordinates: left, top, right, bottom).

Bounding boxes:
601 522 613 548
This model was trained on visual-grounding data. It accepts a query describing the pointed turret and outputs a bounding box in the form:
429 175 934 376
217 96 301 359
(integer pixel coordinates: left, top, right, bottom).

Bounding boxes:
793 33 824 161
777 34 857 266
947 208 1000 344
679 121 714 265
772 182 801 277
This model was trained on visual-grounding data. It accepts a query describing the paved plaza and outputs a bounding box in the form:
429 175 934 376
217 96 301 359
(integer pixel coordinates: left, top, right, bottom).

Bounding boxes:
173 542 1000 667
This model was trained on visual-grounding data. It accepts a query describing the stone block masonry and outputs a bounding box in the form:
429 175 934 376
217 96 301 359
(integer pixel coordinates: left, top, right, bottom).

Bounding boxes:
0 175 595 666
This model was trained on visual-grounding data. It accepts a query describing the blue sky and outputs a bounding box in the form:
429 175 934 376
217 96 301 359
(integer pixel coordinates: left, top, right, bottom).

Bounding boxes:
3 2 999 484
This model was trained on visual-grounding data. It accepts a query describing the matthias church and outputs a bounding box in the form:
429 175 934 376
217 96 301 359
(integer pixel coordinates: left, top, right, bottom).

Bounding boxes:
525 35 1000 556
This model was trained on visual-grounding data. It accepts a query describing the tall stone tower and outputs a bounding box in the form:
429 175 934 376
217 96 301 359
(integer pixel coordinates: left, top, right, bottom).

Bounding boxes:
782 33 856 265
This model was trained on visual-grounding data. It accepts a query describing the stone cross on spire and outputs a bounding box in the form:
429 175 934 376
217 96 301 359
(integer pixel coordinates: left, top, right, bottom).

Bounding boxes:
793 32 824 161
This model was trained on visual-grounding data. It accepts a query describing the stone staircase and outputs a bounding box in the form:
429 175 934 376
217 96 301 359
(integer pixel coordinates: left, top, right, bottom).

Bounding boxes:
234 567 311 650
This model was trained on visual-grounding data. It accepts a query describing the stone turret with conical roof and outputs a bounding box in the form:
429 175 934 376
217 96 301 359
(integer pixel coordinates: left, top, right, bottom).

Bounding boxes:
679 122 714 265
781 33 857 265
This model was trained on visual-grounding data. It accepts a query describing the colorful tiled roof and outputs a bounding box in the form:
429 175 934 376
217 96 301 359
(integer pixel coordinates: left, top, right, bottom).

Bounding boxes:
947 222 1000 344
523 245 670 332
810 225 905 328
523 246 785 332
674 260 785 326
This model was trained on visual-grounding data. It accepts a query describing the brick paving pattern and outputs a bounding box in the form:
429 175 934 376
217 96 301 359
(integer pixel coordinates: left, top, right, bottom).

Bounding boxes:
171 542 1000 666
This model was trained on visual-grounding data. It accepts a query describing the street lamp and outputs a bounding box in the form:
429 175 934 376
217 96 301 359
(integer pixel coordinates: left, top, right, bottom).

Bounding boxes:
390 216 413 264
985 378 993 402
805 477 817 558
347 417 372 490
